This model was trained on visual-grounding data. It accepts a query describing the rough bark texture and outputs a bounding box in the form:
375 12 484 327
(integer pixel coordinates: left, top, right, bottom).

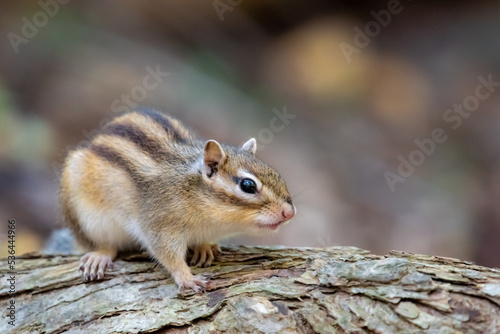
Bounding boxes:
1 246 500 333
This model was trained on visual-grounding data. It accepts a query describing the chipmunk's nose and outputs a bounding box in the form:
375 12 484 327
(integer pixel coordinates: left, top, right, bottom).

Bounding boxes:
281 202 296 221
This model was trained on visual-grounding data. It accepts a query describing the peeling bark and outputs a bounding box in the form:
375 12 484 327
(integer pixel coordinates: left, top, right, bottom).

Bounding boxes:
1 246 500 333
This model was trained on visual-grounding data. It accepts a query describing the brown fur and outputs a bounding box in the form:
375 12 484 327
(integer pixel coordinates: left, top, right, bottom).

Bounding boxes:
60 109 295 290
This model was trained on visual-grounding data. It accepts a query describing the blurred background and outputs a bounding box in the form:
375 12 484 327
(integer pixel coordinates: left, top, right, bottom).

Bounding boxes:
1 0 500 267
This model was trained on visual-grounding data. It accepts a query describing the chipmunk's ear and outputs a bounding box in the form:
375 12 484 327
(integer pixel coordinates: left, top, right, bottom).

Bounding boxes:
203 140 226 178
241 138 257 155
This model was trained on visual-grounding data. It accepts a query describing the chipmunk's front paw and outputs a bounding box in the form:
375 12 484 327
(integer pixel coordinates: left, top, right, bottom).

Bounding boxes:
190 243 220 268
79 251 115 281
178 275 208 293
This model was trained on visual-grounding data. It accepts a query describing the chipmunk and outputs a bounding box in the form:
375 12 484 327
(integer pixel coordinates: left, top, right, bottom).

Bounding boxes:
60 109 296 292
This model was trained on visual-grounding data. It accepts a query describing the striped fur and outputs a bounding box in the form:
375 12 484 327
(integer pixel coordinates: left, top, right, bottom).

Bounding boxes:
60 109 295 290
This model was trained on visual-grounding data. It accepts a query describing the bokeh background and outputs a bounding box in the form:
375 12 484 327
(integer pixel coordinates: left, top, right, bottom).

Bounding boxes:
1 0 500 267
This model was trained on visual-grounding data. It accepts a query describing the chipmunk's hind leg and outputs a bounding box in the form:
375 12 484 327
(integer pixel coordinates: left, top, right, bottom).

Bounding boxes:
80 248 117 281
63 149 138 281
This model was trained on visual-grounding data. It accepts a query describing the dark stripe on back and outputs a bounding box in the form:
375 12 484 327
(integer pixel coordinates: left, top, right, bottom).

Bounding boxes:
135 109 188 143
89 144 146 186
102 123 167 162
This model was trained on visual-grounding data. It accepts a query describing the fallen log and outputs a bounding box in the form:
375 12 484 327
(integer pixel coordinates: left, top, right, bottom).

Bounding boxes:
1 246 500 333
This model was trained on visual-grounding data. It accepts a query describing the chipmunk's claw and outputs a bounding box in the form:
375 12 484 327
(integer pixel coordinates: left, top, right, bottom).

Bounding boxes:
80 251 114 281
190 243 220 268
178 275 208 294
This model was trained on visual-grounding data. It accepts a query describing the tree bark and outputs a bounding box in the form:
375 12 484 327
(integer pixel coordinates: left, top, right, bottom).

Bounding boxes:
1 246 500 333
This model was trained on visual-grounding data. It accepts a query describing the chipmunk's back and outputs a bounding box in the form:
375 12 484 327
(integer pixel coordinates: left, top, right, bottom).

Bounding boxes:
92 109 201 161
60 110 201 248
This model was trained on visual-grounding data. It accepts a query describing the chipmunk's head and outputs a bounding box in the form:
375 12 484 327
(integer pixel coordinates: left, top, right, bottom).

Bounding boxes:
201 138 296 234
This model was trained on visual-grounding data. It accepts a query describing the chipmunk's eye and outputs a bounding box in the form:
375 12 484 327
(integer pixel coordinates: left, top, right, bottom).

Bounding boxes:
240 178 257 194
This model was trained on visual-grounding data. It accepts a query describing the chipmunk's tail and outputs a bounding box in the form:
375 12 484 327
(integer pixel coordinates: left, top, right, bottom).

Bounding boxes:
43 228 77 254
